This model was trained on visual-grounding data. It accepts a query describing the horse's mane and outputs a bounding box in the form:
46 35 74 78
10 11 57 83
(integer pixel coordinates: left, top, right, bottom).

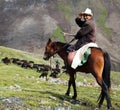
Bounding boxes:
55 41 67 45
55 41 71 50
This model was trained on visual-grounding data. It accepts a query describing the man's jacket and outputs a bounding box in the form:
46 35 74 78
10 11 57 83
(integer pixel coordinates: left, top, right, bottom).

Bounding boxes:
74 18 96 50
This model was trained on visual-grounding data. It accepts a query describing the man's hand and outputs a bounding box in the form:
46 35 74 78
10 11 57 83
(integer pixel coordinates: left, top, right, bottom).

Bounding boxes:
61 32 75 36
78 13 83 19
62 32 69 36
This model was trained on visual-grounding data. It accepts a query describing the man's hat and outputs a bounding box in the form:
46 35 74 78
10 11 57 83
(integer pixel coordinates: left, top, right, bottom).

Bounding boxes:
82 8 93 16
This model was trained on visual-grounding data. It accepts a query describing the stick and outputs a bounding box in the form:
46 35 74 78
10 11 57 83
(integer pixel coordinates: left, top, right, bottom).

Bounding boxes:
61 32 75 37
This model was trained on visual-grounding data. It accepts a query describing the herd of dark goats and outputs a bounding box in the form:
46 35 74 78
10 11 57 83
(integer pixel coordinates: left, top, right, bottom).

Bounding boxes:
1 57 64 80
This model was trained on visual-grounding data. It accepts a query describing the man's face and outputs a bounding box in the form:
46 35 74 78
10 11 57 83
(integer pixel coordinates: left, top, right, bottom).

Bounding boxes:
78 14 92 21
84 14 92 20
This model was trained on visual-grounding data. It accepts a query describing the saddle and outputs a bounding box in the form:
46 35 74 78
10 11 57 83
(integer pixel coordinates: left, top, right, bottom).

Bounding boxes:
68 43 98 69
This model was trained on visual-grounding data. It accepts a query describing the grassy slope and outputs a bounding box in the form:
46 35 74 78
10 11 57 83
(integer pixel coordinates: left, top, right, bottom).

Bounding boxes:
0 46 120 110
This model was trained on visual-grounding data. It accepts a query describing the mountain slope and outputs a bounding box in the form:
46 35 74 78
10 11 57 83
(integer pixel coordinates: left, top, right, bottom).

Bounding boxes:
0 0 120 71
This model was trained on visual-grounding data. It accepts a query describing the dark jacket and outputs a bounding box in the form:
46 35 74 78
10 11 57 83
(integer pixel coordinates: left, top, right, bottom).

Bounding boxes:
75 18 96 49
67 17 96 52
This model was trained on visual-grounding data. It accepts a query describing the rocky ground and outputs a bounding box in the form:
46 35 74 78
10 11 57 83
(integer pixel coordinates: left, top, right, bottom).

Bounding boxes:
0 77 99 110
1 77 120 110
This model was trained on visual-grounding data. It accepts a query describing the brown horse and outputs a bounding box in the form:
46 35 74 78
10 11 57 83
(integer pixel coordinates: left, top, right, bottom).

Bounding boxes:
43 38 112 109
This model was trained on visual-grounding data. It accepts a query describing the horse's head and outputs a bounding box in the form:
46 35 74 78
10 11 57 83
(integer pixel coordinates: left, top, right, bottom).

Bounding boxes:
43 38 58 60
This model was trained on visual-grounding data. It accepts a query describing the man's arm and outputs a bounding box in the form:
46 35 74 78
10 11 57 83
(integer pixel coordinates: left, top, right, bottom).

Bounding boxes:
75 23 93 39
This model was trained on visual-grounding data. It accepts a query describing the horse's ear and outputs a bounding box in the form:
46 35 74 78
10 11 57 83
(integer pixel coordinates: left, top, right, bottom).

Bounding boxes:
48 38 52 42
47 38 52 45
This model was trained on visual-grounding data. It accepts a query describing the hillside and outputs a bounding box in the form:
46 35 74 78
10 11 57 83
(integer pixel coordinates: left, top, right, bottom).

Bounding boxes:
0 46 120 110
0 0 120 71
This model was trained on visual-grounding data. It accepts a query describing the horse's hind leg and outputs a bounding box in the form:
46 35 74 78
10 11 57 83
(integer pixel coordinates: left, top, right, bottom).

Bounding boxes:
98 90 105 108
96 78 112 109
102 81 112 109
95 76 105 108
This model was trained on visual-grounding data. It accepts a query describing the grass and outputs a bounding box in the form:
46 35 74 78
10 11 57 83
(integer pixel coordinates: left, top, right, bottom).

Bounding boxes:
51 27 66 42
0 46 120 109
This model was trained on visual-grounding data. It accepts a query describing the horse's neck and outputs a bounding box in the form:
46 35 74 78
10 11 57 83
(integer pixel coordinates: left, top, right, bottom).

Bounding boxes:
56 42 68 62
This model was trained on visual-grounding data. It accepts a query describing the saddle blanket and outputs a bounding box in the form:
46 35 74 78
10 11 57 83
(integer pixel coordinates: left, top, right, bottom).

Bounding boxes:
71 43 98 69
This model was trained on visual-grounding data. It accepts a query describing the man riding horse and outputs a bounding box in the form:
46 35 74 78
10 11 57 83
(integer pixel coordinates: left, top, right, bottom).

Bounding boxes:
43 8 113 109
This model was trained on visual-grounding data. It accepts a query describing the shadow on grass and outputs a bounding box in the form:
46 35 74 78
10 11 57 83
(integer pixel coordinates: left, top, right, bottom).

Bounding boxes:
22 88 96 108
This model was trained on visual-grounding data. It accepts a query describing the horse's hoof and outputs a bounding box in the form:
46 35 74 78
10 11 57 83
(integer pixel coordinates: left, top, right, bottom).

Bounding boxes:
108 107 115 110
65 93 69 96
72 96 76 100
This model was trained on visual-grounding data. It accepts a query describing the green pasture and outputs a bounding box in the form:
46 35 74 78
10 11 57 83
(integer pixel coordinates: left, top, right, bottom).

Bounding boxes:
0 46 120 110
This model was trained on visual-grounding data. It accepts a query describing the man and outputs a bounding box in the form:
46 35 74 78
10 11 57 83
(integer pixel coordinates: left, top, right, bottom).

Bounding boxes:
64 8 96 67
67 8 96 52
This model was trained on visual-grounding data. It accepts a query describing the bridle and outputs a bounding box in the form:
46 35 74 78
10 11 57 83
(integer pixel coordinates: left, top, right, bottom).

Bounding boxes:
44 38 76 60
53 38 76 55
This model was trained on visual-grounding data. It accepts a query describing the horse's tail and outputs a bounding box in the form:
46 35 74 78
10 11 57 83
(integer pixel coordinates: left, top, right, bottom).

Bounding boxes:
102 52 111 90
97 52 111 103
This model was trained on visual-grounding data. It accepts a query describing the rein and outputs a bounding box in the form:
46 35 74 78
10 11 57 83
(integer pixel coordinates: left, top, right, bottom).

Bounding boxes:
54 38 76 55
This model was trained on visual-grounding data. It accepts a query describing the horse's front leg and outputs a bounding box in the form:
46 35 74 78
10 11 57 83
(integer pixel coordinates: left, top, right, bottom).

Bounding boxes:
72 79 77 99
65 80 72 96
65 78 77 99
66 71 77 99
